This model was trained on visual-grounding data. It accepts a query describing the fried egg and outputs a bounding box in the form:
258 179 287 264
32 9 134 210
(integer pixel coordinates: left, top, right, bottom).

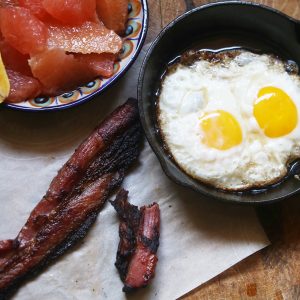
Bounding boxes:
158 50 300 190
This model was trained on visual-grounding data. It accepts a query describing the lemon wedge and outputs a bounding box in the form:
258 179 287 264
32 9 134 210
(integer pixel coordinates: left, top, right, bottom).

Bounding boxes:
0 53 10 103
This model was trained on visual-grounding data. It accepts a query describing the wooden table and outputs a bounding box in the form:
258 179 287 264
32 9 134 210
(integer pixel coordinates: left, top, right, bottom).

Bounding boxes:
146 0 300 299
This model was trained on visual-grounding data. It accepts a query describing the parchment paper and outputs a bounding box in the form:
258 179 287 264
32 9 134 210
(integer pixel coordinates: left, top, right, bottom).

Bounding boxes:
0 45 269 299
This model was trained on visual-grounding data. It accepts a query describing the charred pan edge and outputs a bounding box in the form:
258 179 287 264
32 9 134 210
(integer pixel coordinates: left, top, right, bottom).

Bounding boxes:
0 98 143 299
180 49 242 66
179 48 295 70
111 190 160 292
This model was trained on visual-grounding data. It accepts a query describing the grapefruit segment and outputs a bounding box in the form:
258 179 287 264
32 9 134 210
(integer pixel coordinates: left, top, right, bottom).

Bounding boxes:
0 7 48 55
29 49 95 95
96 0 128 35
75 53 116 78
42 0 96 26
19 0 49 21
6 69 41 103
0 40 32 76
47 21 122 54
0 0 19 7
0 0 126 102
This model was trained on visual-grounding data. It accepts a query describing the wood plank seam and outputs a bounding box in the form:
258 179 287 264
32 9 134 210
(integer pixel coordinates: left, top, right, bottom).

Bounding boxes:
185 0 195 11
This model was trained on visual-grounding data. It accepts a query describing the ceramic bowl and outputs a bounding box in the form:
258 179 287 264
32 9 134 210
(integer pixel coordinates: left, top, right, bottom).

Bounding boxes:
5 0 148 111
138 1 300 204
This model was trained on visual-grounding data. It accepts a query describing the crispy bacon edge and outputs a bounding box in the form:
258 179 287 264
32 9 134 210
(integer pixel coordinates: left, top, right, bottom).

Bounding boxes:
0 98 142 299
110 189 160 292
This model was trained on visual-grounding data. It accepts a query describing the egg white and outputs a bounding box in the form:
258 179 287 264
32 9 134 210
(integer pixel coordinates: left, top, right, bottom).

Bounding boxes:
158 50 300 190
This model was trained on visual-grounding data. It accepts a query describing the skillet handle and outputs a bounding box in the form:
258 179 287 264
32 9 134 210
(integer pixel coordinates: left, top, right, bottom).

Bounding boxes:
185 0 195 11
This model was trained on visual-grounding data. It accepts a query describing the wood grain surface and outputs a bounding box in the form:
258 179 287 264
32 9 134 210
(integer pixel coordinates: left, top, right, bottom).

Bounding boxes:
146 0 300 299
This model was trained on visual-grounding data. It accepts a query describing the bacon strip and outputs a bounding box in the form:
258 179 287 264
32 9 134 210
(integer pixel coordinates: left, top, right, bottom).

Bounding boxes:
111 189 160 292
0 98 142 298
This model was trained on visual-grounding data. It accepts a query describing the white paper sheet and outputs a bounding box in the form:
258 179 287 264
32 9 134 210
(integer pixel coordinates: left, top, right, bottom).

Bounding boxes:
0 46 269 300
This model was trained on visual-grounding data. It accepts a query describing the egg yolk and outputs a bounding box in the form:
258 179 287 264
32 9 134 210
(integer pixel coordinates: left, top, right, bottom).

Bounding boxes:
199 110 243 150
254 86 298 138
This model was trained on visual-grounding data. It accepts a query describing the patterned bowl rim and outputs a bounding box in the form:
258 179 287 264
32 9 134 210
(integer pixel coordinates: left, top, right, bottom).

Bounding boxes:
3 0 149 112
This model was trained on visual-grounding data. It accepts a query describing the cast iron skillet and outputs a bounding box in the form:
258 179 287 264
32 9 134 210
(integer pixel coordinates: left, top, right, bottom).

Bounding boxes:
138 1 300 205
